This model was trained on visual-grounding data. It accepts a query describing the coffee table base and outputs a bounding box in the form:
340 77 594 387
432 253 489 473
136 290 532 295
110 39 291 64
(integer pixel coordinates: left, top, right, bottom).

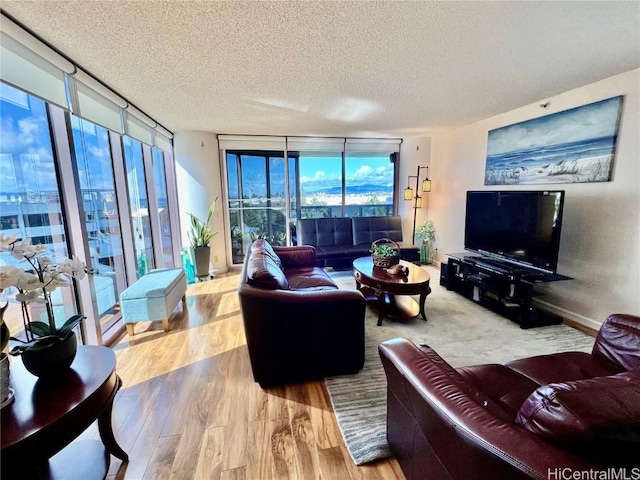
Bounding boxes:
360 287 428 326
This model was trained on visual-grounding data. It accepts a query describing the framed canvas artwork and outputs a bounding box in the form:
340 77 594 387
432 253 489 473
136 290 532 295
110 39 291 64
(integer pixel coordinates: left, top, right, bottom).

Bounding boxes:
485 96 623 185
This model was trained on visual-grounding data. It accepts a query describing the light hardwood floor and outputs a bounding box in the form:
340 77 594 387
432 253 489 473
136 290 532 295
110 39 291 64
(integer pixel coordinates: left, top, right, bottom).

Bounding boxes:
94 270 405 480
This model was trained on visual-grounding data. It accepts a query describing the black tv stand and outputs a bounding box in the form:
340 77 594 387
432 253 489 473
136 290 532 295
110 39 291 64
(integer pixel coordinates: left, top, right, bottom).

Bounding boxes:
443 253 572 329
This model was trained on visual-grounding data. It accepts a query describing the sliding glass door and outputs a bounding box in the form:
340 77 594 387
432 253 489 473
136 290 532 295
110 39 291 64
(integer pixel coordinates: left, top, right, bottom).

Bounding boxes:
71 116 127 336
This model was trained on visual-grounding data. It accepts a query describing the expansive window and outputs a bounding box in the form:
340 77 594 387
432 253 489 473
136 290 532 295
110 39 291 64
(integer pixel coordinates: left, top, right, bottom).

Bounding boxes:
0 21 177 345
297 151 343 219
226 151 287 264
123 137 155 277
345 153 394 217
0 84 79 335
223 139 398 263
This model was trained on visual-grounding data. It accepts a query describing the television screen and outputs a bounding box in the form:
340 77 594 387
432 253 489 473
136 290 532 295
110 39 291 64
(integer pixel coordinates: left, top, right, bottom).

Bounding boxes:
464 190 565 273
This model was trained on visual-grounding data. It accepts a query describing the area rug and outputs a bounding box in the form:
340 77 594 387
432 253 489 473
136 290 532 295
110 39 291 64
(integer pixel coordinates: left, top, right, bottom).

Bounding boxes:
324 266 596 466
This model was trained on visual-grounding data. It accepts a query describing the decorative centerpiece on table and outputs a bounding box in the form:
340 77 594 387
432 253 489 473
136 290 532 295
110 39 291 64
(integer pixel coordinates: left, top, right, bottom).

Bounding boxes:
0 233 86 379
187 197 218 278
370 238 400 268
415 220 436 265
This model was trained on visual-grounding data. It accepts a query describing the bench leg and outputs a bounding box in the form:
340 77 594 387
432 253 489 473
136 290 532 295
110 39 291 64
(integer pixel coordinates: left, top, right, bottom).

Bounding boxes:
126 323 135 336
182 294 187 308
162 319 170 332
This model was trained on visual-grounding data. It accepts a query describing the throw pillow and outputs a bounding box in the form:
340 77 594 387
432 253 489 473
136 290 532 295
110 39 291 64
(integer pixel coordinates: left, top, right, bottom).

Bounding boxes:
247 249 289 290
252 239 283 271
515 370 640 465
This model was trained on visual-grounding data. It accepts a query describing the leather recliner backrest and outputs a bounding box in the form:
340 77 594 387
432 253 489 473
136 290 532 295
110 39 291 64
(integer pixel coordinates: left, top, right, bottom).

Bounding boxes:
352 216 403 245
592 313 640 371
297 218 353 247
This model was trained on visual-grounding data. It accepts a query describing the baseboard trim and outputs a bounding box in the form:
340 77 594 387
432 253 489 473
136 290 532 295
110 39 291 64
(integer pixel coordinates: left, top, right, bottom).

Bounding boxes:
533 300 601 337
562 318 598 337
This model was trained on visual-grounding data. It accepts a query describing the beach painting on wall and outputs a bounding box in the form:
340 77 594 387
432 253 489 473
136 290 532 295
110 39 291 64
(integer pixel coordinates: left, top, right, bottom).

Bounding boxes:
485 96 623 185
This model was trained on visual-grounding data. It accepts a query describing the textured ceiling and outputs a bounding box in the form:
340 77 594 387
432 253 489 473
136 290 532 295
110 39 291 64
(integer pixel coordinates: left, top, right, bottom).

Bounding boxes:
2 1 639 137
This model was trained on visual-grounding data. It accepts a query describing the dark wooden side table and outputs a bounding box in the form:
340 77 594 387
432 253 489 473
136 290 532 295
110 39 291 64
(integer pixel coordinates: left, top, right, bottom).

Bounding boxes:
353 257 432 326
1 345 128 480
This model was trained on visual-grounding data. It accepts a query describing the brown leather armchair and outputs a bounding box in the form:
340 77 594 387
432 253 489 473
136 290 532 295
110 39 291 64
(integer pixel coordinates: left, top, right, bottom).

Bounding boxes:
238 240 366 387
379 313 640 479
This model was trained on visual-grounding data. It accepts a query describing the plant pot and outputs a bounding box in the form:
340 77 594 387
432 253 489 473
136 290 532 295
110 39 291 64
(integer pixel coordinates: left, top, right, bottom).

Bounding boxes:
21 334 77 379
191 246 211 278
420 242 431 265
1 353 13 408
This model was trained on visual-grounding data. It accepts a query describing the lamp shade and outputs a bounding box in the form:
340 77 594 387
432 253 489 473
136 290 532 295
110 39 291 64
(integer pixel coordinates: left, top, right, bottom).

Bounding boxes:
414 196 422 208
404 187 414 201
422 179 432 192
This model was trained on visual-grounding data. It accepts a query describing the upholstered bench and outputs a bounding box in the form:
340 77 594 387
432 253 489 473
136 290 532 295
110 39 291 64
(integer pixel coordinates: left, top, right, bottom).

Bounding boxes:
120 268 187 335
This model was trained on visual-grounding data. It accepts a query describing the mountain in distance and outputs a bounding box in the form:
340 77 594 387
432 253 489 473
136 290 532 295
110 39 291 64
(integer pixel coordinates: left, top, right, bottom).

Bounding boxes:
305 184 392 195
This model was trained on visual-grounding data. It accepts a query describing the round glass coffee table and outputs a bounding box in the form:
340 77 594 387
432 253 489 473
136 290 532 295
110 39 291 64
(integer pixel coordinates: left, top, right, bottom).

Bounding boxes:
352 257 431 326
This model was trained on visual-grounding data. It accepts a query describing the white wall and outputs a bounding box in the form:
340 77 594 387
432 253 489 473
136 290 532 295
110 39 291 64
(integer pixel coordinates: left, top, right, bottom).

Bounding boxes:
398 137 432 245
430 69 640 328
174 131 228 274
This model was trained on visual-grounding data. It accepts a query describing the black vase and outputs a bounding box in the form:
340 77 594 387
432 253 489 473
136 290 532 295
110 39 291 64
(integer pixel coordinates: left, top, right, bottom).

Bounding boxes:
21 334 77 378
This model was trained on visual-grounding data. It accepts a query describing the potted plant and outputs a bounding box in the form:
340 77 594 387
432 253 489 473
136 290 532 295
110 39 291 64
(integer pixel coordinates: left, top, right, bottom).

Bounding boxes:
415 220 436 264
370 238 400 268
187 197 218 278
0 234 86 378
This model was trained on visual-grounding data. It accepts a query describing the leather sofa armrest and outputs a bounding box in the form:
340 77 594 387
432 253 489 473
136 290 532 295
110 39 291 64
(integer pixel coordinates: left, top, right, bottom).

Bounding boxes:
273 245 317 269
593 313 640 371
238 283 365 386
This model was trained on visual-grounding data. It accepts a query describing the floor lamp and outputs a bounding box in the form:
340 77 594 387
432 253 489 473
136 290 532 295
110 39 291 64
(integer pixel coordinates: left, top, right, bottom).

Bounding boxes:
404 166 432 243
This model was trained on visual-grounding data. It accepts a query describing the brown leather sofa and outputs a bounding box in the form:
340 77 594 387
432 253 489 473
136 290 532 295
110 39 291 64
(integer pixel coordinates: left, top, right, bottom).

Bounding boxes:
238 239 366 387
379 313 640 479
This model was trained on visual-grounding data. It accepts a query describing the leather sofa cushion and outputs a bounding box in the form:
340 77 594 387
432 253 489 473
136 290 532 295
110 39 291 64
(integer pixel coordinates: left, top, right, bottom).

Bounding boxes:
505 351 624 385
247 249 289 290
352 216 403 245
415 344 513 421
297 217 353 247
286 267 338 291
457 364 541 419
593 313 640 371
515 370 640 456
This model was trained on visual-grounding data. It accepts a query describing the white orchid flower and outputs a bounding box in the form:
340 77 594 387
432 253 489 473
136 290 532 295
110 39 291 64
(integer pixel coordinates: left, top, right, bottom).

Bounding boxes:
9 237 33 259
58 257 86 280
0 265 22 289
44 273 69 291
15 290 47 304
15 271 45 291
38 256 52 268
0 233 19 251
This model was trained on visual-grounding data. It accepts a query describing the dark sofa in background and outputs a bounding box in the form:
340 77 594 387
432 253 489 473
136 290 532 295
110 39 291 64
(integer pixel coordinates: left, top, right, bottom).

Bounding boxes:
238 239 366 387
379 313 640 479
297 215 419 269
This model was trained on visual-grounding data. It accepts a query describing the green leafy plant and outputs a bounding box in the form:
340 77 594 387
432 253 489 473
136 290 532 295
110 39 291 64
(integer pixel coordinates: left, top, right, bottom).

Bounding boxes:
0 234 86 355
415 220 436 243
187 197 218 248
371 243 398 257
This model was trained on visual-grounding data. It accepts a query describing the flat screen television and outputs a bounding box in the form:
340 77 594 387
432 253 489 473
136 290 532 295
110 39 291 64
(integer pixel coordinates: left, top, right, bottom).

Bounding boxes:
464 190 565 273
